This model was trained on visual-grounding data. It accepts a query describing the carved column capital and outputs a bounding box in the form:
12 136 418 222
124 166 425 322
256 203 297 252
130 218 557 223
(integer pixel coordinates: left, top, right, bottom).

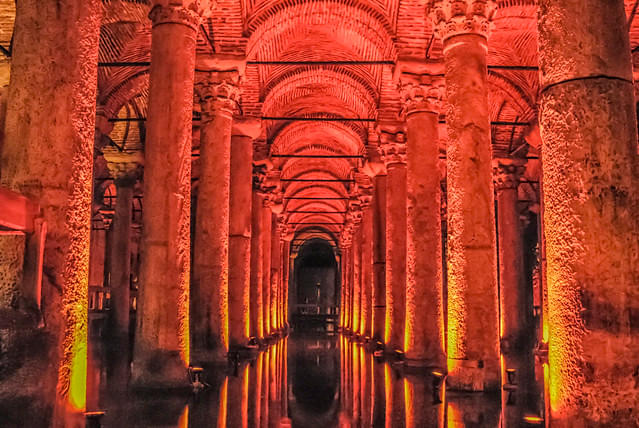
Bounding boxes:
103 146 144 187
378 130 407 167
194 70 241 123
354 173 374 209
492 158 526 191
399 74 446 116
149 2 208 30
427 0 497 41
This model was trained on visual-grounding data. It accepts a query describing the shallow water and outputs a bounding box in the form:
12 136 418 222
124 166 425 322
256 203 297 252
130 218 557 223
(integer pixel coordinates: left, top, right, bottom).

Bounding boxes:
7 333 544 427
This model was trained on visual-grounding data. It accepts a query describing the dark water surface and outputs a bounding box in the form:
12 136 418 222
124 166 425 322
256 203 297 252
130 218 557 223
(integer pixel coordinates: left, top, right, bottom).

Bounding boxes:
79 333 542 427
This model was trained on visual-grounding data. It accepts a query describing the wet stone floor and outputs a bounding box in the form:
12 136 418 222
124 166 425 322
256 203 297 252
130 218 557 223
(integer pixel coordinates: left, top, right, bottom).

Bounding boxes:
6 333 545 427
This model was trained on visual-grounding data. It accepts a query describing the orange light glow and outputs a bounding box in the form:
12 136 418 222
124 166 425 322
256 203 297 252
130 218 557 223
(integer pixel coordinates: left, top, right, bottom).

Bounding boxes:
180 270 190 366
404 378 413 428
384 363 392 428
218 377 228 428
524 415 544 424
242 364 249 428
447 402 460 428
178 405 189 428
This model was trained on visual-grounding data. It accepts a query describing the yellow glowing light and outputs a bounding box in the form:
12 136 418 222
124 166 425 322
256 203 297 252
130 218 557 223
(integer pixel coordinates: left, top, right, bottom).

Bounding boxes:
68 332 87 411
447 402 460 428
242 364 249 428
524 415 544 424
384 363 392 428
180 270 190 366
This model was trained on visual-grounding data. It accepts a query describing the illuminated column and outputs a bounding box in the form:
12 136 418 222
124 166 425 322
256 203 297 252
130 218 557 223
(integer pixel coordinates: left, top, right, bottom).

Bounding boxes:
399 73 446 368
103 146 142 339
191 69 240 363
349 200 363 334
250 187 264 340
131 2 207 387
428 0 500 390
271 213 281 331
262 197 273 336
537 1 639 424
0 0 101 418
357 178 374 339
493 160 530 382
229 119 261 349
281 238 291 329
340 230 353 331
379 128 407 353
372 174 387 343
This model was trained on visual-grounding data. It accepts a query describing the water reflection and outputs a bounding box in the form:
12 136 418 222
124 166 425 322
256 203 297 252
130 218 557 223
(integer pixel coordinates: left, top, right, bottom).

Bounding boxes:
83 334 542 427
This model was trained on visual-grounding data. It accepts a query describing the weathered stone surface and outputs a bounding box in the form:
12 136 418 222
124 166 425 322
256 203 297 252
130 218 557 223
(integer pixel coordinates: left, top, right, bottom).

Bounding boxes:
0 234 24 309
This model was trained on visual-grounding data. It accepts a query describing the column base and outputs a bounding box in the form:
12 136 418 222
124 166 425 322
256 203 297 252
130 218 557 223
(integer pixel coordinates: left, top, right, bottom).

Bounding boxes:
447 358 500 392
130 349 190 390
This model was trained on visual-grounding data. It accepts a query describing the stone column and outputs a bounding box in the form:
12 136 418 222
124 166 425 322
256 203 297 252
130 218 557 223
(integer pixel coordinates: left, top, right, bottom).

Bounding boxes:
0 0 101 419
191 69 240 363
428 0 500 390
103 146 142 340
372 174 387 343
280 238 291 329
271 213 281 332
340 230 353 331
537 0 639 424
250 187 265 340
132 1 206 388
357 180 374 339
378 129 407 353
229 119 261 349
262 198 273 336
348 201 363 334
493 160 530 382
399 73 446 368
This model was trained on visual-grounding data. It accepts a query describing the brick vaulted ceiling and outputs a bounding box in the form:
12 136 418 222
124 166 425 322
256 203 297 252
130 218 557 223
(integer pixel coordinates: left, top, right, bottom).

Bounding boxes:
3 0 639 244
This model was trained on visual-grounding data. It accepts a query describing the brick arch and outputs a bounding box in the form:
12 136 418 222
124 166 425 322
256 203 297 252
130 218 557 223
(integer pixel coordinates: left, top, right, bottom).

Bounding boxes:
271 121 365 156
246 0 396 62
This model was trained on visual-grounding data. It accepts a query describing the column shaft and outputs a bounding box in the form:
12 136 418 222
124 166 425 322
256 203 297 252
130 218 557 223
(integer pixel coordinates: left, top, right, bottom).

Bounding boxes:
229 134 253 348
384 163 407 351
270 215 280 331
109 182 134 338
372 175 387 342
0 0 101 418
250 190 264 339
132 5 199 387
538 0 639 424
351 227 362 334
404 107 445 367
192 72 238 363
359 206 373 338
443 33 500 390
262 205 272 335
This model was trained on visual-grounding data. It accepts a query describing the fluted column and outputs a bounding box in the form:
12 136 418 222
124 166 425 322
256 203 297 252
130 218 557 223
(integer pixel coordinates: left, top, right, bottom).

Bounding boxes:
229 119 261 349
378 128 407 353
191 69 240 364
428 0 500 390
399 73 446 368
493 160 530 386
537 1 639 424
131 2 207 388
103 147 142 340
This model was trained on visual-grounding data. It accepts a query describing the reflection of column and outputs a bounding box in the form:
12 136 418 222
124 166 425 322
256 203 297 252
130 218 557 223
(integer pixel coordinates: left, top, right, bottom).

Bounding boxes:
372 174 387 343
428 0 500 391
0 0 101 418
192 69 240 363
493 160 529 381
250 188 264 340
103 147 142 339
399 73 446 368
379 129 407 353
131 2 204 388
537 1 639 424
